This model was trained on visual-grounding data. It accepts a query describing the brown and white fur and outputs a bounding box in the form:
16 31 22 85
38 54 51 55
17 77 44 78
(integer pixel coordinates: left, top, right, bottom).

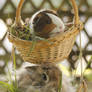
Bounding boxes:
29 9 65 38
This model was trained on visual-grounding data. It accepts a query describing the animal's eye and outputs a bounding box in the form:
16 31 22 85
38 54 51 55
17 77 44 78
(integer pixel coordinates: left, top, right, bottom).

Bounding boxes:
41 73 48 81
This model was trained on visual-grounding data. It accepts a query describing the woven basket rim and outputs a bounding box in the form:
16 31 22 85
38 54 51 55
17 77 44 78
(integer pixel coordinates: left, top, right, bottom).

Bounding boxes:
8 21 83 43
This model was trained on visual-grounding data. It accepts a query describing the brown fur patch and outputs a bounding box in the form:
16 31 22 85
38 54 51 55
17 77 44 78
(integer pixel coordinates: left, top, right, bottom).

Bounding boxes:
37 23 56 38
33 12 52 33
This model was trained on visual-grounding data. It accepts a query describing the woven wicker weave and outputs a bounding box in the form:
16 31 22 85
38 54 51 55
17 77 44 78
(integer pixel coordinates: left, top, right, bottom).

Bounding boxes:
8 0 83 64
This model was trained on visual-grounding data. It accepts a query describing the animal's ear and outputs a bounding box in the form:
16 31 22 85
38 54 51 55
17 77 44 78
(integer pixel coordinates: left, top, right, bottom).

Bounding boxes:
25 66 39 73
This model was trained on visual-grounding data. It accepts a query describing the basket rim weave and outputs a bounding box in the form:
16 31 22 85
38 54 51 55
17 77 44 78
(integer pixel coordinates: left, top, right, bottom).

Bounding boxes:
8 21 83 50
8 21 83 43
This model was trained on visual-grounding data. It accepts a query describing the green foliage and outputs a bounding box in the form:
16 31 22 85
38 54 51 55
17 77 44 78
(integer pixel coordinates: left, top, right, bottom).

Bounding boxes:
9 24 32 40
0 47 19 92
58 73 62 92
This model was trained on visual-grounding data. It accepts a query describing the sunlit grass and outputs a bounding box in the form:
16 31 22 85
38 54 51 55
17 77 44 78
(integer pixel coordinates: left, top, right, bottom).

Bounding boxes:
0 46 19 92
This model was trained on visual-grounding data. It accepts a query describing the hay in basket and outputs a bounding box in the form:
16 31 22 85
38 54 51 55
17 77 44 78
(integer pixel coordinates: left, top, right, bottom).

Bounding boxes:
8 0 83 64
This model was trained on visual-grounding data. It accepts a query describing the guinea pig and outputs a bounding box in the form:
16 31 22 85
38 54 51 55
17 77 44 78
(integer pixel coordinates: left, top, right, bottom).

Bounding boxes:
29 9 65 38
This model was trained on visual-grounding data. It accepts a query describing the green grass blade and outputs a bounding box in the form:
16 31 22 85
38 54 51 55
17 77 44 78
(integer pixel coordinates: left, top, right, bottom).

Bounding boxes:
27 40 37 57
6 61 13 84
58 73 62 92
0 81 14 92
12 46 18 90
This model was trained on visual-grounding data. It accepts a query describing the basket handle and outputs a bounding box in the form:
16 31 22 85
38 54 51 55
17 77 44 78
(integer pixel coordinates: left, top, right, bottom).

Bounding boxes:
70 0 79 25
16 0 79 25
16 0 24 25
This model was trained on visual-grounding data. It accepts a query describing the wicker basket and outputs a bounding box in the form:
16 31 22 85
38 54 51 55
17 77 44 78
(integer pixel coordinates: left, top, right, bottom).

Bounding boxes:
8 0 83 64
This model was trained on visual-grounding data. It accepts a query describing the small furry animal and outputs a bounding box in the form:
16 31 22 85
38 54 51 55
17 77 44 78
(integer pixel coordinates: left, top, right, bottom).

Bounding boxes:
18 63 62 92
0 63 76 92
29 9 65 38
